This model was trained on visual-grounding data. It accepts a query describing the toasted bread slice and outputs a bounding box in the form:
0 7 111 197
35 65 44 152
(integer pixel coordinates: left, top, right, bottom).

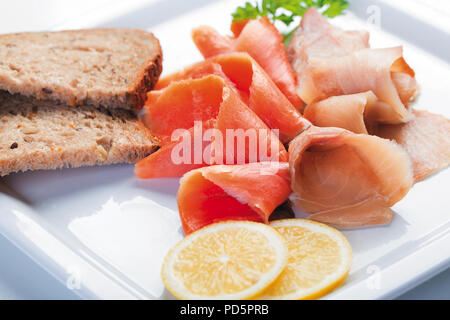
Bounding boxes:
0 91 158 176
0 28 162 110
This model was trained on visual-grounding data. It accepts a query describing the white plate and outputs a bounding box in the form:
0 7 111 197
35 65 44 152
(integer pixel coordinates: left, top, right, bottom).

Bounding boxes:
0 0 449 300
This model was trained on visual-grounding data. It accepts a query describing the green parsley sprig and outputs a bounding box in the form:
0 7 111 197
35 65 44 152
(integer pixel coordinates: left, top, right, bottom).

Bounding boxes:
232 0 349 45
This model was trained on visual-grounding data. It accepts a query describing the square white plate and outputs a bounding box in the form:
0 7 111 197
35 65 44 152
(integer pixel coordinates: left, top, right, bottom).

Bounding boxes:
0 0 449 300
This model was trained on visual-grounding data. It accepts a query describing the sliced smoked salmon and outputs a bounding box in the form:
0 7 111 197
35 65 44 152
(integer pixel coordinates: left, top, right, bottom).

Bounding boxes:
191 25 233 59
177 162 291 234
135 120 216 179
192 18 303 109
136 75 288 178
213 85 288 164
142 76 224 144
376 110 450 182
154 53 310 142
154 58 242 99
288 126 413 228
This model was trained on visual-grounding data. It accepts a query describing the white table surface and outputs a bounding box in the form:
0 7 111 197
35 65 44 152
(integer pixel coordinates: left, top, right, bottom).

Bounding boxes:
0 0 448 300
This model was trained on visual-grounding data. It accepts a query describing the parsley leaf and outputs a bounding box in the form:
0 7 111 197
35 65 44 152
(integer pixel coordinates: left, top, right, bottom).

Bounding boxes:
232 2 261 21
232 0 349 44
323 0 350 17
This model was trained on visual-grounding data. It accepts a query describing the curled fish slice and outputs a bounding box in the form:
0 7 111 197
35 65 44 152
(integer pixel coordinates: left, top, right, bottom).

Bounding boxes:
304 91 381 134
192 17 302 109
288 8 369 75
178 162 291 234
376 110 450 182
213 86 288 164
135 120 216 179
298 47 417 123
154 53 309 142
288 8 418 124
305 101 450 182
307 198 394 229
143 75 224 143
136 76 287 179
288 126 413 228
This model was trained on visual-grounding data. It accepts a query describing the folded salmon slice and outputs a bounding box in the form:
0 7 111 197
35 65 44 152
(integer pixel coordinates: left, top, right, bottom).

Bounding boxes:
192 17 303 109
143 76 224 144
154 53 309 142
213 85 288 164
135 120 216 179
289 126 413 228
154 58 245 100
178 162 291 234
136 76 288 178
376 110 450 182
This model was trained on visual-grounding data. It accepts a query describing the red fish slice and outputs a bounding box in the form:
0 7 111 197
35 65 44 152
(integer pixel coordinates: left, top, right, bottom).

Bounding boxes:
213 84 288 164
142 76 224 144
135 120 216 179
154 59 246 101
192 17 303 109
136 76 287 178
154 53 309 142
177 162 291 234
289 126 413 228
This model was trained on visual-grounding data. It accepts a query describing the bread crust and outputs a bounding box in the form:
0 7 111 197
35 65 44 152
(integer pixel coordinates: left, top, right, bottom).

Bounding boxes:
0 28 163 111
0 28 162 175
127 38 163 111
0 91 158 176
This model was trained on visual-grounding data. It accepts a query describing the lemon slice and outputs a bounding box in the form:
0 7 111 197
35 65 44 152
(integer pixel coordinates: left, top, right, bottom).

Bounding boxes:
161 221 288 300
259 219 352 300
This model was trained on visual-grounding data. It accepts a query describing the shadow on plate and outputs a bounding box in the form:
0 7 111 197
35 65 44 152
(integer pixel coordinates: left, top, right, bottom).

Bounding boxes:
2 164 136 203
134 177 180 197
98 0 215 30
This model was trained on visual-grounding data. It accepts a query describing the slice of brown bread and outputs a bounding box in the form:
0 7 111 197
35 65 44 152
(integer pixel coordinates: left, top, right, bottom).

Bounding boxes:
0 91 158 176
0 28 162 111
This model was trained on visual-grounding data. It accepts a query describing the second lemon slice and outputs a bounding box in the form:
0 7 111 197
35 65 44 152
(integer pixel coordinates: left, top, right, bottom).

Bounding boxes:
161 221 288 300
259 219 352 300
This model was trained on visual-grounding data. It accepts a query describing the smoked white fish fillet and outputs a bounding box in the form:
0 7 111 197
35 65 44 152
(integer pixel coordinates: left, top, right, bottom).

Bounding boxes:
376 110 450 182
305 97 450 182
288 7 369 75
288 126 413 228
304 91 381 134
288 8 418 124
298 47 417 123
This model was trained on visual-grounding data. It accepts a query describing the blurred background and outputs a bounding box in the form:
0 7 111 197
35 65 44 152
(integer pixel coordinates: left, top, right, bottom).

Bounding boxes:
0 0 448 300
